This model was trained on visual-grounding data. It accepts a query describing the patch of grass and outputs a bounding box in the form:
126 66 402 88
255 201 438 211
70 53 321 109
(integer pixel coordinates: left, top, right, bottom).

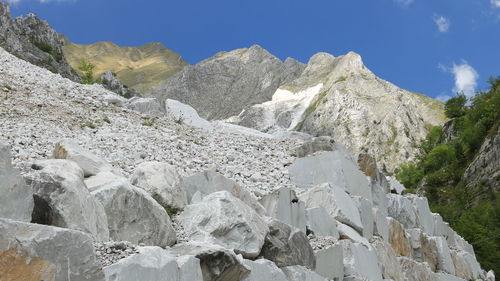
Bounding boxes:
335 76 347 83
82 121 96 129
103 116 111 124
387 124 398 146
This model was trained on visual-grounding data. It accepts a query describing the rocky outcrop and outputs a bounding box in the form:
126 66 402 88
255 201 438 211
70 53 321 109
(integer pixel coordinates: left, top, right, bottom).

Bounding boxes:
100 70 138 98
259 186 306 232
151 45 306 120
0 2 79 80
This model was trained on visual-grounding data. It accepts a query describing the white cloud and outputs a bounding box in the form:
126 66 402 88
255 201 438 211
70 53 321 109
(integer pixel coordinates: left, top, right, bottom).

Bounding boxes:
434 15 450 32
436 94 452 103
393 0 413 7
452 62 479 97
491 0 500 8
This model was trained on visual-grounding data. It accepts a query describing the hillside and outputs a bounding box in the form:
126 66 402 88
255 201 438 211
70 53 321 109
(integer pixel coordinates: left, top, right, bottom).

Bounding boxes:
63 40 188 93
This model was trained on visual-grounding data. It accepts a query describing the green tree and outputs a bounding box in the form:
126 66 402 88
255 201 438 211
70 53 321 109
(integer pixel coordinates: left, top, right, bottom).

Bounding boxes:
78 60 96 84
444 94 467 118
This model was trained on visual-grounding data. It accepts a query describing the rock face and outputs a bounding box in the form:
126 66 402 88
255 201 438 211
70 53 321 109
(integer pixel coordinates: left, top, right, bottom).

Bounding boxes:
0 2 79 80
232 51 446 171
0 218 104 281
259 219 315 269
314 244 344 281
242 259 288 281
130 161 187 210
388 217 413 258
100 70 138 98
151 45 306 120
259 186 306 232
28 159 110 241
340 240 384 281
0 143 33 221
125 97 164 117
91 178 177 247
178 191 268 258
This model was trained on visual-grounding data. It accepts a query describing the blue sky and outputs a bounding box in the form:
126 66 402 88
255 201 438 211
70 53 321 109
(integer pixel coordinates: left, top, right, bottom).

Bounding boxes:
7 0 500 101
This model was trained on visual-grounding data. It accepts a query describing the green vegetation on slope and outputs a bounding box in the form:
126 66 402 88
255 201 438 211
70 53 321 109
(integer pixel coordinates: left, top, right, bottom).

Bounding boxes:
396 77 500 273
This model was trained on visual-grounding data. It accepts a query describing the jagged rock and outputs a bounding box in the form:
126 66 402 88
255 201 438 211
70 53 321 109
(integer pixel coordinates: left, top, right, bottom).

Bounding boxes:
373 207 390 241
178 191 268 258
299 183 364 233
182 170 266 215
371 182 389 217
103 246 178 281
165 99 212 129
420 234 455 274
399 257 439 281
91 179 177 247
259 186 306 232
386 176 406 194
0 2 79 80
305 207 339 238
387 194 418 229
282 265 329 281
407 228 423 260
289 151 372 201
259 219 315 269
486 270 495 281
125 97 164 117
151 44 305 120
53 139 115 177
446 229 475 255
371 237 405 281
176 255 203 281
410 195 435 236
388 217 413 258
242 259 288 281
85 171 129 192
340 240 384 281
100 70 137 98
292 136 335 157
168 242 251 281
0 218 104 281
0 142 33 221
433 213 449 237
450 250 482 280
314 244 343 281
353 197 374 239
358 154 391 194
436 273 466 281
28 159 109 241
337 222 370 247
129 161 187 210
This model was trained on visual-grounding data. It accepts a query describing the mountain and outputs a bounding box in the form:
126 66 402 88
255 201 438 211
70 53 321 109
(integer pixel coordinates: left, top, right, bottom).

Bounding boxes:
63 40 188 93
0 1 79 81
150 44 306 120
0 45 492 281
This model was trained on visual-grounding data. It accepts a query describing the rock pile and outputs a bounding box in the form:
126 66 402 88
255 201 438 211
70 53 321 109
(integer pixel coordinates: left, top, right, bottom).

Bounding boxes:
0 45 495 281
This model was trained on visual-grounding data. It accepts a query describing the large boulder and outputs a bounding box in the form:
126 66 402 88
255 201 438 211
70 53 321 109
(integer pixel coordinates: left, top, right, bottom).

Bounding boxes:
292 136 335 158
373 207 390 241
130 161 187 210
289 150 372 201
259 186 306 232
450 250 482 280
340 240 384 281
125 97 164 117
28 159 109 241
242 259 288 281
410 195 435 236
314 244 343 281
353 197 374 239
0 218 104 281
388 217 413 258
371 237 405 281
169 242 251 281
103 247 179 281
0 143 33 221
91 179 177 247
178 191 268 258
299 183 363 232
420 234 455 275
53 139 115 177
386 176 406 194
259 219 315 269
176 255 204 281
387 194 419 229
164 99 213 129
305 207 339 238
282 265 329 281
399 257 439 281
337 222 370 247
182 170 266 215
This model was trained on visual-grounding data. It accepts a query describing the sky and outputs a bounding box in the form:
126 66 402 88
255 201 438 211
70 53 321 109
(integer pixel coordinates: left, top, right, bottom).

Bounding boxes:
6 0 500 102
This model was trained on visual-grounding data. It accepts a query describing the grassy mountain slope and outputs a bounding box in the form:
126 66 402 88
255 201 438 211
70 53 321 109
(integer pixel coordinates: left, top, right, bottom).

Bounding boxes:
63 41 187 93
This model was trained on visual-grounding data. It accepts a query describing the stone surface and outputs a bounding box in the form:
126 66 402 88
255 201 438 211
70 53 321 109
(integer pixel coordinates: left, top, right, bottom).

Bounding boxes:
386 176 406 194
176 255 203 281
125 97 164 117
259 186 306 232
337 222 370 247
305 207 339 238
450 250 482 280
182 170 266 215
0 142 33 221
91 179 177 247
85 171 129 192
0 218 104 281
371 237 405 281
373 207 389 242
242 259 288 281
259 219 315 269
178 191 268 258
420 235 455 275
340 240 384 281
53 139 115 177
388 217 413 258
436 273 466 281
103 246 178 281
99 70 138 98
289 151 372 201
28 159 110 241
399 257 439 281
282 265 329 281
165 99 213 129
293 136 336 158
314 244 343 281
169 242 251 281
299 183 364 232
130 161 187 210
353 197 374 239
387 194 419 229
411 195 435 236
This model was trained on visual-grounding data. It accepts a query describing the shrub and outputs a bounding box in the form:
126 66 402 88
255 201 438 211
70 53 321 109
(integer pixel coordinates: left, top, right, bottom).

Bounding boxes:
78 60 96 84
